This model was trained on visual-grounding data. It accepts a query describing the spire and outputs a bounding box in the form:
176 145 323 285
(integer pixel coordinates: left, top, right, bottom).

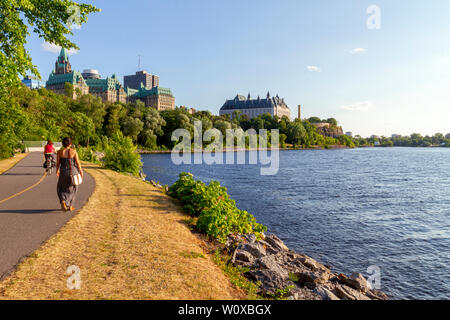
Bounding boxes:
267 91 270 99
59 48 68 61
248 93 251 100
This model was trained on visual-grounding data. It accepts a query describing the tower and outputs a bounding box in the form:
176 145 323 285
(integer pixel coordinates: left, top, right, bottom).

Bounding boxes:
54 48 72 74
298 105 302 120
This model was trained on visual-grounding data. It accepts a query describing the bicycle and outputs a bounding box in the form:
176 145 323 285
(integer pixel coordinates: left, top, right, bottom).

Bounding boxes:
45 154 56 175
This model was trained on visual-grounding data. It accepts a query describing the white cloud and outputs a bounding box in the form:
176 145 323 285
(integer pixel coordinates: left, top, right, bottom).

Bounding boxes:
340 101 373 112
41 42 78 55
350 48 367 54
307 65 322 72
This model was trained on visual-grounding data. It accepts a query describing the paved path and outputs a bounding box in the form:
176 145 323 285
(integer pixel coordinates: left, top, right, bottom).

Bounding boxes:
0 152 95 279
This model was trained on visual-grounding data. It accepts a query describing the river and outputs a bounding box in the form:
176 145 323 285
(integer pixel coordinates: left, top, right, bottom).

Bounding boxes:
142 147 450 300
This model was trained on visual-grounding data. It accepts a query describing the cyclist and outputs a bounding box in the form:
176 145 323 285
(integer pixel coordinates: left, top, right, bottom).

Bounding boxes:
43 140 56 170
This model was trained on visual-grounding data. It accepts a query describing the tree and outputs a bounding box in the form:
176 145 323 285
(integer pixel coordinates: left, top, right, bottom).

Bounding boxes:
138 107 166 149
287 122 306 147
214 119 232 136
0 0 99 91
308 117 321 123
63 112 95 146
122 116 144 142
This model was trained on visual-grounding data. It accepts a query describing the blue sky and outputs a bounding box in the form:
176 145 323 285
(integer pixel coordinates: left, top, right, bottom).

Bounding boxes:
26 0 450 137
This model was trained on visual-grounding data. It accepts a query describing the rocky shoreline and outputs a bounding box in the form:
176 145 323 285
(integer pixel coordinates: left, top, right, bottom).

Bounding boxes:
225 233 389 300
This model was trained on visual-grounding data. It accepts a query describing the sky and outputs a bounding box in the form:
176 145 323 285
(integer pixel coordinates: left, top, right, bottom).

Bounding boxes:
25 0 450 137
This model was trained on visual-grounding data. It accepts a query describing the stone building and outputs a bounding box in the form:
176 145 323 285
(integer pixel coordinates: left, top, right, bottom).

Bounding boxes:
220 92 291 120
127 83 175 111
46 48 89 99
46 49 175 107
124 71 159 90
85 74 127 104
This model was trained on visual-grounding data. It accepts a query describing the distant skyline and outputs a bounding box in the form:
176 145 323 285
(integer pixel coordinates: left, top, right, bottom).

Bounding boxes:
25 0 450 137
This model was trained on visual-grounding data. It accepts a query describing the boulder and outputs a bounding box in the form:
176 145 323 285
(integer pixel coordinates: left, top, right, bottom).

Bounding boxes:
314 286 341 300
232 249 255 266
295 269 332 286
366 290 389 300
296 256 329 272
245 270 294 295
256 255 289 279
258 240 279 255
264 234 290 252
344 273 371 293
334 284 371 300
289 287 323 300
236 242 266 259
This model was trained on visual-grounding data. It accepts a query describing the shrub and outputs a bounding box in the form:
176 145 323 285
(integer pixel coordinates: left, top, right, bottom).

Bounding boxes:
103 131 142 176
77 146 101 164
169 173 267 243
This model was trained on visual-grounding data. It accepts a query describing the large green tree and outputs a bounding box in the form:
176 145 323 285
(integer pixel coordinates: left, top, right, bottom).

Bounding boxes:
0 0 99 90
0 0 99 158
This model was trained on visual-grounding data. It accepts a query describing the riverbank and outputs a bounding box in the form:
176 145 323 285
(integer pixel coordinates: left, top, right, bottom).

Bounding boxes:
0 163 246 299
0 153 29 174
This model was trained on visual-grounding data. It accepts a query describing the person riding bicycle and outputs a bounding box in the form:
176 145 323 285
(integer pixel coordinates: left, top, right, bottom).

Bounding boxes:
43 140 56 168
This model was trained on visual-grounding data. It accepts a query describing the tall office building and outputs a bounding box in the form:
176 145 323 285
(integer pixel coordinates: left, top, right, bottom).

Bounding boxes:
124 71 159 90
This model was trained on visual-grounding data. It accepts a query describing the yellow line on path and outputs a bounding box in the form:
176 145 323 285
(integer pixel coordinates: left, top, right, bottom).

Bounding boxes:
0 172 47 205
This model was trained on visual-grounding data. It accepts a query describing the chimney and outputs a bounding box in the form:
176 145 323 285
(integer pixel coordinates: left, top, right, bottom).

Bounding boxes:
298 105 302 120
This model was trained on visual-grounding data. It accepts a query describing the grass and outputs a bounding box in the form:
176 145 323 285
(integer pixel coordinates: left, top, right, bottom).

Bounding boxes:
0 162 246 300
0 153 29 174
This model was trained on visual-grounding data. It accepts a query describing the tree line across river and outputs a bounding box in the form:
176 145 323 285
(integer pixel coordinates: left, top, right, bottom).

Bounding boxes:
1 84 448 162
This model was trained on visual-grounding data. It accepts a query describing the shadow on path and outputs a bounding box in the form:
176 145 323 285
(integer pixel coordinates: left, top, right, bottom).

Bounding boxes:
0 209 61 214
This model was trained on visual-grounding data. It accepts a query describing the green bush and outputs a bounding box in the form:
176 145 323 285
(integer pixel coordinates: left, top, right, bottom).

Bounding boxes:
169 173 267 243
77 146 101 164
103 131 142 176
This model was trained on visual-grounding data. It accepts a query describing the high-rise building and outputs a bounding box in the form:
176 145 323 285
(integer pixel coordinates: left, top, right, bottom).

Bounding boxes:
124 71 159 90
220 92 291 120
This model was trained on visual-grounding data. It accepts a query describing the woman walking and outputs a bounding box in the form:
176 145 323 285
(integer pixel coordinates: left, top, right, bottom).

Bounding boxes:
56 137 83 211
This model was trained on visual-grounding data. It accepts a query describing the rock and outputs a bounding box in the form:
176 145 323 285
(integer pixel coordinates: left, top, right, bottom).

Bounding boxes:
264 234 290 252
242 234 257 244
231 250 255 267
334 284 371 300
258 240 279 255
289 287 323 300
314 286 341 300
366 290 389 300
245 270 294 295
237 242 266 259
256 255 289 279
295 269 332 286
344 273 371 293
297 256 329 272
150 180 157 187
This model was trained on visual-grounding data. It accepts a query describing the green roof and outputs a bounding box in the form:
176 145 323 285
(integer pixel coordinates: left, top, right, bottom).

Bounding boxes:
59 48 68 60
46 71 86 86
132 85 174 98
85 75 122 92
124 87 138 96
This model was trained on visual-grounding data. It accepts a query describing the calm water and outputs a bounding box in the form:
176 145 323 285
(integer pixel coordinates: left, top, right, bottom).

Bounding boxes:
142 148 450 300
